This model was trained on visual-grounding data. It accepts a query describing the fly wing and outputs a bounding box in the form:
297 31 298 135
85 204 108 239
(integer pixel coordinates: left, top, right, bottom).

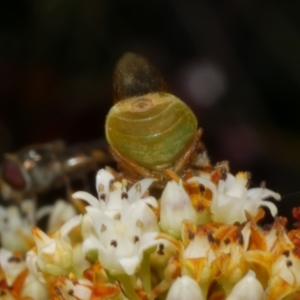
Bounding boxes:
113 52 170 102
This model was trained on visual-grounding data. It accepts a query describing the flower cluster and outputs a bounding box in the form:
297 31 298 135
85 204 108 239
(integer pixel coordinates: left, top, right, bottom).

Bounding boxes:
1 167 300 299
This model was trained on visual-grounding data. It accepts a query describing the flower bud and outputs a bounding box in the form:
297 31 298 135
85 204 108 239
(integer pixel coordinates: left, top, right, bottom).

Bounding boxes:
166 276 204 300
226 270 264 300
160 181 197 238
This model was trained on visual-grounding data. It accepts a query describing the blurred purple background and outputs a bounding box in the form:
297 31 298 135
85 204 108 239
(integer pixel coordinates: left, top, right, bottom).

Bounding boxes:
1 0 300 219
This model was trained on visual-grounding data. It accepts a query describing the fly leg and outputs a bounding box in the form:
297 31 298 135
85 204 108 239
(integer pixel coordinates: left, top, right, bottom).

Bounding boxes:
173 128 204 173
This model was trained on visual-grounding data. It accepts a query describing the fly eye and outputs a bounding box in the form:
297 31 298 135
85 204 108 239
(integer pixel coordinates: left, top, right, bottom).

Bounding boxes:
2 160 26 190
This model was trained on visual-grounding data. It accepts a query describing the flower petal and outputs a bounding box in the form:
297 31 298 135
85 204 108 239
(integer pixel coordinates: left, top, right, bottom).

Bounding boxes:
119 255 141 275
247 188 281 201
96 169 115 197
127 178 156 202
72 191 101 209
59 214 82 237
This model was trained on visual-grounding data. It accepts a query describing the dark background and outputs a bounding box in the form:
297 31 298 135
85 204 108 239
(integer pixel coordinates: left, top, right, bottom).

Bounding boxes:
1 0 300 221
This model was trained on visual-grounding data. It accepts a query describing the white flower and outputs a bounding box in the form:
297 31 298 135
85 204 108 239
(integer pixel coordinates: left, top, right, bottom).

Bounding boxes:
0 199 76 253
159 180 197 238
226 270 265 300
72 169 162 275
26 214 82 281
183 232 217 263
0 249 47 300
82 205 160 275
0 248 27 286
0 200 36 252
37 199 77 234
166 276 204 300
182 222 218 294
72 243 91 275
21 274 49 300
271 249 300 287
263 217 294 254
72 168 158 220
53 276 93 300
211 172 280 223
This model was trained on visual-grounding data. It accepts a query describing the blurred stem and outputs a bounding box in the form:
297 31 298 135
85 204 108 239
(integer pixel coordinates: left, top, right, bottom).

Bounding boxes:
115 274 140 300
140 252 151 295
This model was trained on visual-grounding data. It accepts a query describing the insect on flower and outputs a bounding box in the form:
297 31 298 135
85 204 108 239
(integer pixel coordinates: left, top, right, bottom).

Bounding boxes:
0 53 211 202
106 53 209 186
0 140 113 202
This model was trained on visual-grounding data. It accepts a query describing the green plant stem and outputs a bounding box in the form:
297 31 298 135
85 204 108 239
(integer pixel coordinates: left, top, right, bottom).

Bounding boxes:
140 253 151 296
116 274 140 300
